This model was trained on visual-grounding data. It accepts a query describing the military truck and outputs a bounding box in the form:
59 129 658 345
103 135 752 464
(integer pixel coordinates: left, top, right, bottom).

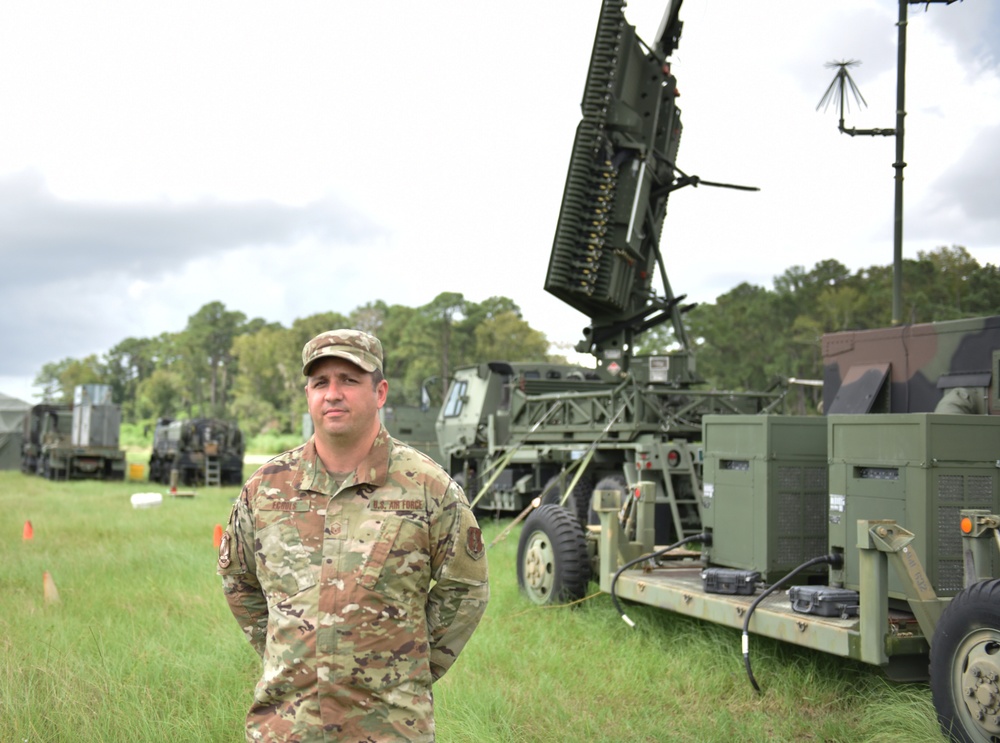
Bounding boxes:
20 385 127 480
381 403 445 466
148 417 245 486
507 2 999 741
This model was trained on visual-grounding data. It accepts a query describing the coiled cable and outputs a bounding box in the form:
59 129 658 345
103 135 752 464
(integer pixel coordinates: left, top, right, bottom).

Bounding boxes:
610 532 712 627
742 552 845 692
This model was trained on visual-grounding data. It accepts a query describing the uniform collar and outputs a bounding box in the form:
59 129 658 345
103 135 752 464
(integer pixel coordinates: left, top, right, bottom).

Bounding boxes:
295 425 391 496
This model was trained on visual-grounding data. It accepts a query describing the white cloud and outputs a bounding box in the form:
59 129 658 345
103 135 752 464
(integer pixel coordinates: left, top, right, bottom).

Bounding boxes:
0 0 997 402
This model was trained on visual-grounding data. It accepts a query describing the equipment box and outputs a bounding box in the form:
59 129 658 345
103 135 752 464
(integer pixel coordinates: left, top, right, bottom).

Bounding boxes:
701 567 759 596
827 414 1000 598
788 585 859 619
702 415 828 582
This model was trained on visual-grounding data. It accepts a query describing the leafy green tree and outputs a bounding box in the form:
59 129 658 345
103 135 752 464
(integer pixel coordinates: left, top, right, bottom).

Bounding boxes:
33 356 105 403
349 302 387 337
28 255 1000 440
231 325 299 435
176 302 255 417
134 368 186 420
104 336 163 422
474 310 549 361
33 360 71 403
375 305 435 405
918 246 982 318
687 283 783 390
424 292 466 385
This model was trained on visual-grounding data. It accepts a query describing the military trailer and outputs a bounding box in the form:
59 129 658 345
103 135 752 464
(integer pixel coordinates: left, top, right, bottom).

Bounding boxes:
524 410 1000 742
523 400 1000 742
20 385 126 480
507 1 1000 741
148 417 245 487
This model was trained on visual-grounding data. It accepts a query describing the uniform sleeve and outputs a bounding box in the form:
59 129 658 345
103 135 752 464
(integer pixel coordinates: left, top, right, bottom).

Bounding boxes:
217 488 268 658
426 480 489 680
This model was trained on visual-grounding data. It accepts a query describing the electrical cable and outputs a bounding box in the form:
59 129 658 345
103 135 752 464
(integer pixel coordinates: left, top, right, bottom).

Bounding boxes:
611 532 712 627
741 552 845 693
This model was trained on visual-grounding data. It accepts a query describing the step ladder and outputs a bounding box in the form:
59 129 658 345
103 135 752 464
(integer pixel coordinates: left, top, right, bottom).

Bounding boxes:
204 455 221 486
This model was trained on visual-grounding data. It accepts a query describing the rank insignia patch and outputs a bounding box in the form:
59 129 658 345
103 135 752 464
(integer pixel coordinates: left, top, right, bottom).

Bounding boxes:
218 532 231 569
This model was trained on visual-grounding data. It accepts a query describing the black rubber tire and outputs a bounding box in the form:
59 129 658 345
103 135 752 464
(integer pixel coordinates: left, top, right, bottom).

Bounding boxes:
150 456 164 484
516 504 591 605
930 578 1000 743
541 473 593 529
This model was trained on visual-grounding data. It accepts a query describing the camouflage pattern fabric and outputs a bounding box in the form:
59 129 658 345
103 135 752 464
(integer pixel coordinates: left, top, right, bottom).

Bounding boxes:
302 329 384 376
218 426 489 742
822 315 1000 414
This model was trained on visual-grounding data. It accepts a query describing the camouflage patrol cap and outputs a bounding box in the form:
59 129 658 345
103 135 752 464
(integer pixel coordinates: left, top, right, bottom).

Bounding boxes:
302 329 383 376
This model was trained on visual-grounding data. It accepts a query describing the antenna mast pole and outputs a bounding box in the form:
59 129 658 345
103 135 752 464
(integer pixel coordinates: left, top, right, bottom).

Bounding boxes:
819 0 960 326
891 0 908 326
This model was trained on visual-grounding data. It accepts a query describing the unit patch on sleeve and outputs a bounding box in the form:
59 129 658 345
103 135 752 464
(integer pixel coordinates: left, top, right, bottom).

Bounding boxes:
466 526 485 560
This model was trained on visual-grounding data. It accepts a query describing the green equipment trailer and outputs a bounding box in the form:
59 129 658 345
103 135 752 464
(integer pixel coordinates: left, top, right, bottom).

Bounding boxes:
508 2 1000 741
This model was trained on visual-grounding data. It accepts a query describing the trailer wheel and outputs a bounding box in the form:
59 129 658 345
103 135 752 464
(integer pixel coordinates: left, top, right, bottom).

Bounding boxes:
930 578 1000 743
517 504 590 605
541 473 593 528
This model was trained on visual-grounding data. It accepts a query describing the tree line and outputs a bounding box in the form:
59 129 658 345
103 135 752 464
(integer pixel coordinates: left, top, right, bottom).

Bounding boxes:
638 246 1000 413
34 293 552 437
35 246 998 435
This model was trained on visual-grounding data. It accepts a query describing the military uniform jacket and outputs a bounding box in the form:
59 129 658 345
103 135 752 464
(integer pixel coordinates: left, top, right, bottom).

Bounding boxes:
218 426 489 743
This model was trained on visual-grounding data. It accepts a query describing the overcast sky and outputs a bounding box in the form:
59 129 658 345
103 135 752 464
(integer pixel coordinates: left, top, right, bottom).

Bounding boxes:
2 0 998 404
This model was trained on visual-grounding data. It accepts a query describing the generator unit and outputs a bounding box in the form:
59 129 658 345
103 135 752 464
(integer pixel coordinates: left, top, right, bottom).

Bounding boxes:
827 413 1000 598
701 415 829 582
72 384 120 448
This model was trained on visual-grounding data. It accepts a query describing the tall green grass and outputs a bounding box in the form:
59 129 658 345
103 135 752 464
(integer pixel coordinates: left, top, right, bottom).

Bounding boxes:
0 472 944 742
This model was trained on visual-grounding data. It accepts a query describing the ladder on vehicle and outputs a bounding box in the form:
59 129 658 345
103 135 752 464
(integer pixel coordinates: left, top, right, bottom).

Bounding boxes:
204 455 221 486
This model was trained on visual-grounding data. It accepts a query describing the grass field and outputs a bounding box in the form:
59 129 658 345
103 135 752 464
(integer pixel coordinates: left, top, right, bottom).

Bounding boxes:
0 466 946 742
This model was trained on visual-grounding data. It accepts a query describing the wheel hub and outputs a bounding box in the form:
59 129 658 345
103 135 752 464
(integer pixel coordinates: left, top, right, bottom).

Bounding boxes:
522 533 553 599
961 653 1000 732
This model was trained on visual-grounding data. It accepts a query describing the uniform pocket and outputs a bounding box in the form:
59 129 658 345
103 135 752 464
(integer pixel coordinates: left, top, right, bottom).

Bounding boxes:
256 516 317 606
356 516 429 606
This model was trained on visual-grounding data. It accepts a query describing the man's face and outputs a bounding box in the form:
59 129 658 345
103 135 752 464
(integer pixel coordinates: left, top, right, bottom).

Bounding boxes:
306 357 388 446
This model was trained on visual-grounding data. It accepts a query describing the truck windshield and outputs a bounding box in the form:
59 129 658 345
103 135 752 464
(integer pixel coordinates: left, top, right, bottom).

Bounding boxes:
443 380 467 418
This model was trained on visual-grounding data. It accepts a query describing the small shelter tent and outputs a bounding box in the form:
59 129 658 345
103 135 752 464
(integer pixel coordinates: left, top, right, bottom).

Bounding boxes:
0 392 31 470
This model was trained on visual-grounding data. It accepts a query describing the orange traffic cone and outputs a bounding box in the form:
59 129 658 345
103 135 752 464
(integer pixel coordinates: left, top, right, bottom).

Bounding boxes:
43 571 60 604
213 524 224 549
23 520 33 541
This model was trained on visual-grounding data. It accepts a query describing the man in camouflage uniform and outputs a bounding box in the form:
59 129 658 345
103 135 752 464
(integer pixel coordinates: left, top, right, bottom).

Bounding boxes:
219 329 489 742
